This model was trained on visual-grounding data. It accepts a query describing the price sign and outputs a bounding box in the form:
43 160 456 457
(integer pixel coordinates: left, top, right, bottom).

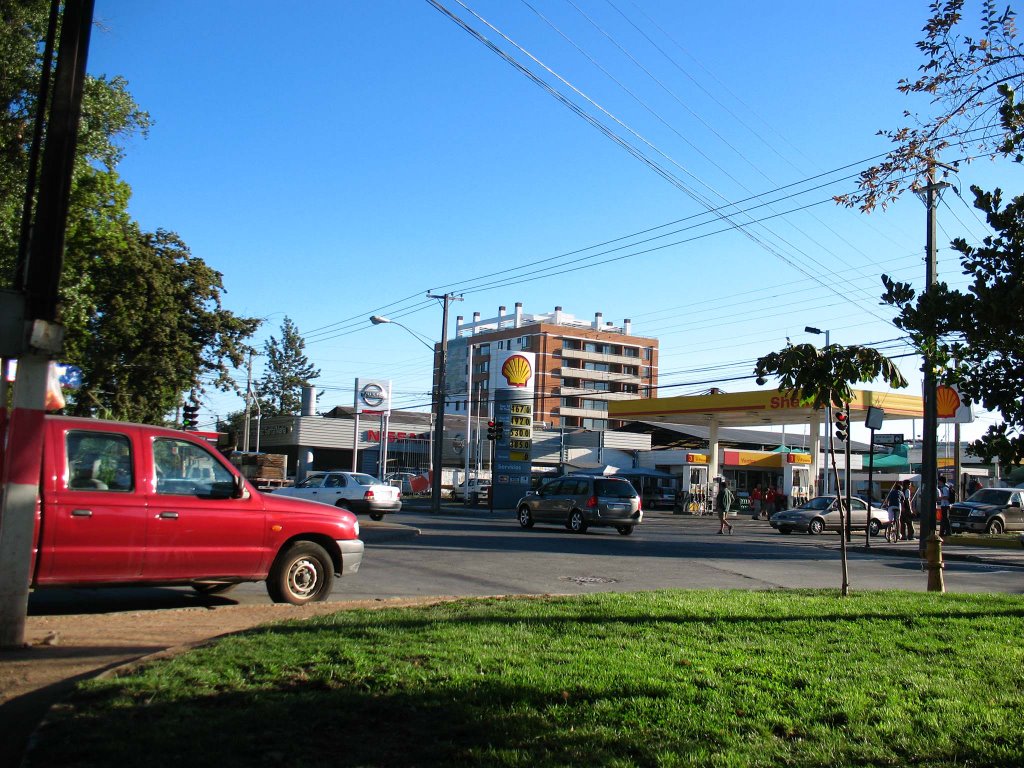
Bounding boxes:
509 438 531 450
509 427 531 439
511 403 532 415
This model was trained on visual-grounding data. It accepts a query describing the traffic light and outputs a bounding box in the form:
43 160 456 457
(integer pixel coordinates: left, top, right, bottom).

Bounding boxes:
182 403 200 430
834 409 849 443
486 420 505 441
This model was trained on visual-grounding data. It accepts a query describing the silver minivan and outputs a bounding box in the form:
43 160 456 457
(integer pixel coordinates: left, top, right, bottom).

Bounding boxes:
516 475 643 535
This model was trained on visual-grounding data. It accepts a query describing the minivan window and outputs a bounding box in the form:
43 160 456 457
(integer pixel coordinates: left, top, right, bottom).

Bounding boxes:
593 479 636 498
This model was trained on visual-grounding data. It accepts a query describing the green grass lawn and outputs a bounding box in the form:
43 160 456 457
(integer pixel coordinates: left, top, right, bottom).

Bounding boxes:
32 591 1024 767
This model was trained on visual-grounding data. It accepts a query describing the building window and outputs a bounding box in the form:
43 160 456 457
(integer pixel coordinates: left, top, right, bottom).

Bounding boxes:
479 343 490 356
519 336 528 347
582 418 607 430
644 347 652 360
582 380 610 391
623 347 638 358
622 365 638 376
580 399 608 412
584 361 609 372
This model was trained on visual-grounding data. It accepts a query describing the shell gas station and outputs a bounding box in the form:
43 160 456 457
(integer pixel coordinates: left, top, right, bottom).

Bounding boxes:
609 388 926 506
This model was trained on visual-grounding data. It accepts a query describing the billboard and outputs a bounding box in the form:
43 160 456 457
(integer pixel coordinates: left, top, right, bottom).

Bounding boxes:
354 378 392 414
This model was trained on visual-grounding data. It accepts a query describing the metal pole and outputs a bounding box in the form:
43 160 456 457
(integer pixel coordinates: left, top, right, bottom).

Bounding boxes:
866 426 875 549
464 342 473 488
243 350 252 453
824 330 832 495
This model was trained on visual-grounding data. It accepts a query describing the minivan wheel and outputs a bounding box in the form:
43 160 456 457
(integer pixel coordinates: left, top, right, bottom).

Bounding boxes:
987 518 1005 535
808 518 825 535
518 506 535 529
568 510 588 534
616 525 634 536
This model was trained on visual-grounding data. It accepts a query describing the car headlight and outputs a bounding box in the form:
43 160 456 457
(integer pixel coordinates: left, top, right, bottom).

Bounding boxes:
354 521 361 537
968 509 986 518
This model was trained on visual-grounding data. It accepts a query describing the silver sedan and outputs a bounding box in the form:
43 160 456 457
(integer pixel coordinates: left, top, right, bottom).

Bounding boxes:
769 495 889 536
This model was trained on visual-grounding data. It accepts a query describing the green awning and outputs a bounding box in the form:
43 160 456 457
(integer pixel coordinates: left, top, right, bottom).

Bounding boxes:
865 453 910 469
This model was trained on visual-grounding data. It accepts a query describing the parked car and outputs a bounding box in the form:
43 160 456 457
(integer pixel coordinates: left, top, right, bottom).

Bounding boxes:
516 475 643 535
769 495 888 536
273 471 401 520
452 477 491 506
385 472 418 495
948 487 1024 534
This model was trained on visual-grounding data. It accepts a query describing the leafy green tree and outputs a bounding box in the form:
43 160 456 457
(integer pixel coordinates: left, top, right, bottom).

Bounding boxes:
841 1 1024 467
256 317 320 417
2 0 258 422
754 342 908 595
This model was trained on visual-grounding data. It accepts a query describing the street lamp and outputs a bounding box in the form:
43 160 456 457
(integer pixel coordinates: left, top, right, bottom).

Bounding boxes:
805 326 832 495
370 313 446 512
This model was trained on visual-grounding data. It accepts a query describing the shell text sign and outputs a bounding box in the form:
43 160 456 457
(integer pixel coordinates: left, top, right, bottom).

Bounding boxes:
501 354 533 388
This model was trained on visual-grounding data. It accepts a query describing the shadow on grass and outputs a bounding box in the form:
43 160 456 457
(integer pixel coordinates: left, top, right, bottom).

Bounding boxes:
30 673 1015 768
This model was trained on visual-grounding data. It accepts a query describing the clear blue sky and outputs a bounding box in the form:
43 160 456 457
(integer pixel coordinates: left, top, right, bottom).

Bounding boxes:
85 0 1015 445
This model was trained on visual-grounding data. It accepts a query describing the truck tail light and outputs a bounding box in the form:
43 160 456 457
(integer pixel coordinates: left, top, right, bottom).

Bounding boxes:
587 495 598 508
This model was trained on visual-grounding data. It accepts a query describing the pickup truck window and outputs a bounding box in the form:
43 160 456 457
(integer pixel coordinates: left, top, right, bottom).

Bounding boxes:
66 431 134 492
153 437 236 499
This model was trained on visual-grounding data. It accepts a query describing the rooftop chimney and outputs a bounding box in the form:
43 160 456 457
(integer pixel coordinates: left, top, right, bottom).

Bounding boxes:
623 318 632 335
498 305 506 329
514 302 523 328
593 311 603 330
554 306 563 325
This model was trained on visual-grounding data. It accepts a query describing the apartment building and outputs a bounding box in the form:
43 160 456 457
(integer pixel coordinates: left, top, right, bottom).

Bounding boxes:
443 303 658 431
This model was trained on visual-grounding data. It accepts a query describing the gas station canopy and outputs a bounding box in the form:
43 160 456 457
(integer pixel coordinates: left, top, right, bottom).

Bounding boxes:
610 388 924 429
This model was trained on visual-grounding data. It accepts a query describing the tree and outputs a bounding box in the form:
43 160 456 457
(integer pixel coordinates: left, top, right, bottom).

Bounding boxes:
2 0 258 423
841 1 1024 467
754 342 908 595
838 0 1024 212
256 317 320 417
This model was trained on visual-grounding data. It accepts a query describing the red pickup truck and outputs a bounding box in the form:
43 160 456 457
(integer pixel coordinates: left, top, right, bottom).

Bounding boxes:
29 416 363 605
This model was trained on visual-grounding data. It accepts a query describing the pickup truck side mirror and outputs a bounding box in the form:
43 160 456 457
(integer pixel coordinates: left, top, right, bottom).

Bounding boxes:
233 473 249 499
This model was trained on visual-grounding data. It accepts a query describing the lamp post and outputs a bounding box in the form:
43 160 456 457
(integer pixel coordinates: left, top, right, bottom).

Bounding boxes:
804 326 831 495
371 298 463 514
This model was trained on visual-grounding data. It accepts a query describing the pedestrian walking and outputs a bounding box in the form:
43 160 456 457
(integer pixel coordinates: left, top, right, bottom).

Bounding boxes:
938 475 952 536
764 485 776 518
750 484 763 520
717 480 734 534
899 479 915 541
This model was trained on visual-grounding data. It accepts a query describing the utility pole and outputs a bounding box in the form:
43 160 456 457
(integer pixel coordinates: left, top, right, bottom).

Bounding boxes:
920 157 948 592
427 292 462 513
0 0 94 648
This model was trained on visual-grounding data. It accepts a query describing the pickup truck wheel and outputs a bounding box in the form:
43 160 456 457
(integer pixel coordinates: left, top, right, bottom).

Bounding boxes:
267 541 334 605
987 518 1005 535
191 582 238 596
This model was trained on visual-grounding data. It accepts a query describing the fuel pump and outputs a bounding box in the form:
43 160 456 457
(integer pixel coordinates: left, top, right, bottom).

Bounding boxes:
674 453 711 514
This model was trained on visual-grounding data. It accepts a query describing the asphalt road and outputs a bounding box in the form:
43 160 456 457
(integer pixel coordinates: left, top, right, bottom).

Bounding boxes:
27 509 1024 615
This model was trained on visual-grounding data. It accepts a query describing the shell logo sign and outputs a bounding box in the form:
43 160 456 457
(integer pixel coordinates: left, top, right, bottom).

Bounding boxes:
935 385 961 419
501 354 533 388
936 384 974 423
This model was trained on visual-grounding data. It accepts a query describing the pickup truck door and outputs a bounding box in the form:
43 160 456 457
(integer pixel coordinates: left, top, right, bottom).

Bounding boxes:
40 428 146 584
142 436 267 580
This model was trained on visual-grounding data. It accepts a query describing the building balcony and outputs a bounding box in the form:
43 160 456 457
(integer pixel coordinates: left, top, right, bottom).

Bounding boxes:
558 405 610 420
557 386 643 401
560 347 644 366
558 366 642 385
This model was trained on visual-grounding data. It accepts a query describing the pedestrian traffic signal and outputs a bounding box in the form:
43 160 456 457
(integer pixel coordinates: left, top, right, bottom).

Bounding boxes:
182 403 200 430
834 410 849 443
